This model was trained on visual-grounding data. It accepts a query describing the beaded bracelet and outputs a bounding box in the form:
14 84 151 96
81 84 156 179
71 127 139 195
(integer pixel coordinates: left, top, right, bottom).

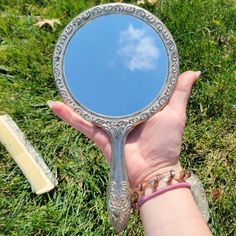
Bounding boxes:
130 170 191 208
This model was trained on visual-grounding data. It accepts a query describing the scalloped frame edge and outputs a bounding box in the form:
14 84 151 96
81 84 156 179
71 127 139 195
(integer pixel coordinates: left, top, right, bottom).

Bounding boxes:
53 3 179 133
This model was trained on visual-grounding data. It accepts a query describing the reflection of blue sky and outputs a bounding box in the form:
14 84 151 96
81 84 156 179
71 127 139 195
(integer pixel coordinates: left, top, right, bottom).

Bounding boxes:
64 14 168 116
117 24 159 71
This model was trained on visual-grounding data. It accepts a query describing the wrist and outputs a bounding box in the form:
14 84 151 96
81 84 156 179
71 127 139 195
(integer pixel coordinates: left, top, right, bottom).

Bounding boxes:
136 182 191 208
130 167 191 208
139 187 212 236
144 162 183 186
131 161 183 188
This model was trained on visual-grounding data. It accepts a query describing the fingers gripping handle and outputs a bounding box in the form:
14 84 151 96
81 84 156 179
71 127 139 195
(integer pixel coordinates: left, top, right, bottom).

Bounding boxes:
107 133 131 232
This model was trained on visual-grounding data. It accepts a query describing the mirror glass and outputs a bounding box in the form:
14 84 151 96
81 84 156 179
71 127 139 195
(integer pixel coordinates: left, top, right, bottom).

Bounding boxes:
64 14 168 116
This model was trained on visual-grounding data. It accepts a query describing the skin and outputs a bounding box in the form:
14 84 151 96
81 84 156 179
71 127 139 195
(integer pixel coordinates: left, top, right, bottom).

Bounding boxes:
48 70 199 186
48 70 213 235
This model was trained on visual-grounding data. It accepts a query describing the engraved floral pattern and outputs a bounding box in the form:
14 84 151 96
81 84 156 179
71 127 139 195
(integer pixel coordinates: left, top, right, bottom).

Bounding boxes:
108 181 131 232
1 115 57 186
52 3 179 231
53 3 179 133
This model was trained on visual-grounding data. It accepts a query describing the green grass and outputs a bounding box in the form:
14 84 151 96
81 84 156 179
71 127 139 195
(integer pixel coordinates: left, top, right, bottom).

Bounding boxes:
0 0 235 235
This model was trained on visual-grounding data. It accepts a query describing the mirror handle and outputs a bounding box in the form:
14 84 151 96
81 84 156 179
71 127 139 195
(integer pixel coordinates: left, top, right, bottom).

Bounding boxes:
107 133 131 232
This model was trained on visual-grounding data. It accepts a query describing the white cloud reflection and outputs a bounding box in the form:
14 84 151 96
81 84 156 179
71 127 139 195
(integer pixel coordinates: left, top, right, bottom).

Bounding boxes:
118 24 159 71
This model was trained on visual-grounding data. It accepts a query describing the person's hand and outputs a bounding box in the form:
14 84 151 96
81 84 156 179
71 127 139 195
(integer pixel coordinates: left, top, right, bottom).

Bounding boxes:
48 71 200 187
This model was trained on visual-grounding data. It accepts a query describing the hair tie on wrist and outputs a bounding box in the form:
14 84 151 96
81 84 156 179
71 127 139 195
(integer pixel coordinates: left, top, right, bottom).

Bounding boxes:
130 170 210 223
136 182 191 208
130 169 191 208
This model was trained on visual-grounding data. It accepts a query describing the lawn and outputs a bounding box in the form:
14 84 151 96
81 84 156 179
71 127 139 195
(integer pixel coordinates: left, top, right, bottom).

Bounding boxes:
0 0 235 235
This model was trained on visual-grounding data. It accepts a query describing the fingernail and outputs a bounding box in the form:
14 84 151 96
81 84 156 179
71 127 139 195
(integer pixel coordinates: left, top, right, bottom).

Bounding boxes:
47 100 55 108
195 71 202 78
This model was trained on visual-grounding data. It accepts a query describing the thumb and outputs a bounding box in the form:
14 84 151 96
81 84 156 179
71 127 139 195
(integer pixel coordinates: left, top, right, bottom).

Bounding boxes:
168 71 201 116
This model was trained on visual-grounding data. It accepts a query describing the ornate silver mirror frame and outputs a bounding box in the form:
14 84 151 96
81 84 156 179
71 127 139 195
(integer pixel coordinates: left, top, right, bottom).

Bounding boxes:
53 3 179 232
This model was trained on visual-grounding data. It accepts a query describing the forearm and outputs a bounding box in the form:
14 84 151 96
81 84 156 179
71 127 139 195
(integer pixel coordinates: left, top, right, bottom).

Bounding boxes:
140 187 213 236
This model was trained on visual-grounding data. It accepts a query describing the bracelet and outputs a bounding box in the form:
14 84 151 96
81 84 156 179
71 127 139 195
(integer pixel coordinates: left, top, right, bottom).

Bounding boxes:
136 182 191 208
130 170 191 208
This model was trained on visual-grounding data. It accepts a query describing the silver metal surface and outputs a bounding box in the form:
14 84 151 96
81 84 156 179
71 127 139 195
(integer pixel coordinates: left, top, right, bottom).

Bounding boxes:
187 174 210 222
107 126 130 232
0 115 57 187
53 3 179 232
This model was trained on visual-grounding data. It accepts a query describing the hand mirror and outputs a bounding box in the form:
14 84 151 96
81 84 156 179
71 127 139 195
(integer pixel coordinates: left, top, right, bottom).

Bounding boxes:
53 3 179 232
